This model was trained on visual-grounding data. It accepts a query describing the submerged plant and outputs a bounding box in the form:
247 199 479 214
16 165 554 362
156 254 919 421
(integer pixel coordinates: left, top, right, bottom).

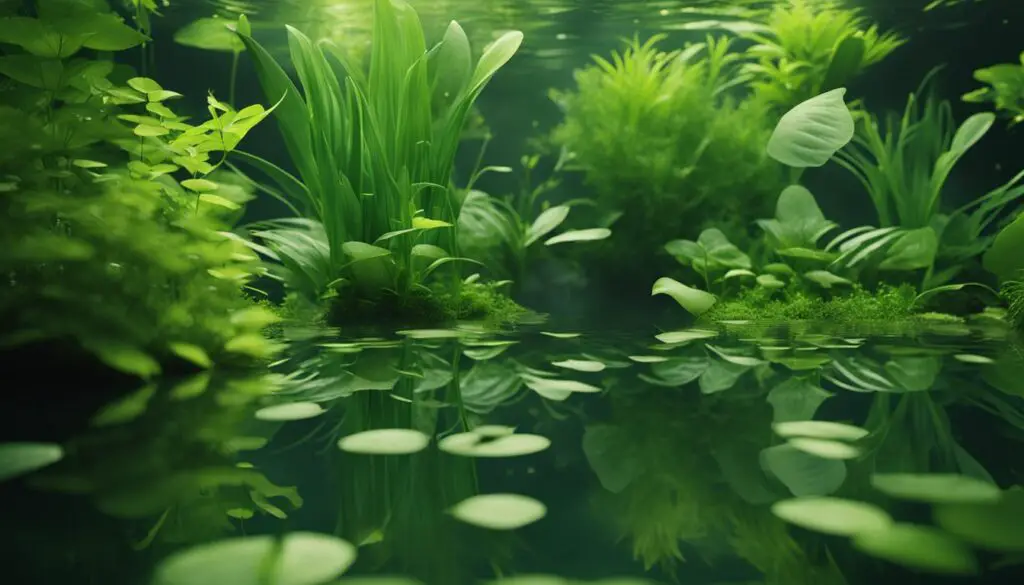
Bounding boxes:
742 0 905 110
551 34 784 279
963 52 1024 126
235 0 523 311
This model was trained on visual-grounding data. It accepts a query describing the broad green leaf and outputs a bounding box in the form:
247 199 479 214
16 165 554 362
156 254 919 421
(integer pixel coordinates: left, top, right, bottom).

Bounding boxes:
148 90 183 102
411 244 448 259
879 227 938 270
767 378 832 422
654 329 718 344
870 473 1001 504
761 443 846 496
582 424 642 493
699 359 749 394
411 216 452 230
92 342 161 378
0 55 65 90
552 359 606 372
787 437 860 459
342 241 391 261
758 185 837 249
523 376 600 401
983 212 1024 282
524 205 570 247
0 443 64 483
466 30 524 98
91 384 156 426
337 429 430 455
174 18 245 53
953 354 994 364
428 20 472 112
756 273 785 289
628 355 669 363
255 402 326 421
804 270 851 288
199 194 241 210
449 493 546 530
72 159 107 169
151 532 356 585
652 277 717 316
884 356 940 391
934 488 1024 551
182 178 218 192
649 357 709 386
772 497 893 536
853 524 978 575
133 124 169 137
767 88 855 167
822 35 866 92
773 420 869 441
544 228 611 245
127 77 162 93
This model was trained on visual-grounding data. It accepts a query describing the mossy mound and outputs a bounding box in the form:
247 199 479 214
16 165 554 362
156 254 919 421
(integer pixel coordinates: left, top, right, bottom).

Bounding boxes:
703 284 919 323
326 282 532 329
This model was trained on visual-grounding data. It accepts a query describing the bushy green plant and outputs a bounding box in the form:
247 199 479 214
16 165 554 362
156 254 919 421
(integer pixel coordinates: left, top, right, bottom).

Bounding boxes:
0 0 278 376
742 0 905 110
235 0 523 312
550 34 784 271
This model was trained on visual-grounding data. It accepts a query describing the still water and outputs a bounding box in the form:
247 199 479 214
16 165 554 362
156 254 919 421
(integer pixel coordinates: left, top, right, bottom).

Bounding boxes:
4 316 1024 584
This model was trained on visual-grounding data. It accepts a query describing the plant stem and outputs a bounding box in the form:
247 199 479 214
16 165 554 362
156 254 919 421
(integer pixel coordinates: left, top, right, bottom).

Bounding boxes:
229 52 239 107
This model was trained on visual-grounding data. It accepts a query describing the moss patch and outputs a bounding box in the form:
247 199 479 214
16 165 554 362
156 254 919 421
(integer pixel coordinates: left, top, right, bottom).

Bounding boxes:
703 283 919 323
326 282 531 329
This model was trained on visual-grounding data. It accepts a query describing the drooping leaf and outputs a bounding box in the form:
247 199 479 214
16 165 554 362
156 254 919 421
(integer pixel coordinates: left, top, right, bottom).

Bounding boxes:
652 277 717 316
767 88 855 167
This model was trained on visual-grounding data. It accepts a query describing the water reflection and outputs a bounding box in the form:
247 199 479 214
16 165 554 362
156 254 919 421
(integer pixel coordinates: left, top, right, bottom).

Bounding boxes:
3 321 1024 583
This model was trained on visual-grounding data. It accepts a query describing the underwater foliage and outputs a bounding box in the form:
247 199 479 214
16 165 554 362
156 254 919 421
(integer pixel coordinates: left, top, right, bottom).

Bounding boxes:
742 0 905 110
551 34 784 277
0 0 279 375
963 51 1024 126
235 0 523 315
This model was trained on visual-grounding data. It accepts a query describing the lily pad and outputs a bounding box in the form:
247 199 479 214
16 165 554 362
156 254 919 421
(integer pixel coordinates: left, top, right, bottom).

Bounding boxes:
449 493 546 530
772 497 893 536
337 429 430 455
255 402 325 421
438 432 550 458
871 473 1001 504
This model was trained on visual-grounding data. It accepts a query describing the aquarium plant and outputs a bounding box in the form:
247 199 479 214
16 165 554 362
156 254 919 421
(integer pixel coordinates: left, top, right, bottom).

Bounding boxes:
963 51 1024 126
234 0 524 323
550 34 784 284
741 0 905 110
0 0 279 376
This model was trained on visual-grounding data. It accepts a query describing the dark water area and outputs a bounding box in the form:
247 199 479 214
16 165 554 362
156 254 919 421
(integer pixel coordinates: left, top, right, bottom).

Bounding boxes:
4 1 1024 585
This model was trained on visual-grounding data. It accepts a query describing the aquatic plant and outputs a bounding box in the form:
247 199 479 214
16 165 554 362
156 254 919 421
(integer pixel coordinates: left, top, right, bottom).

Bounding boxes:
0 0 278 375
835 72 1024 288
235 0 523 315
963 52 1024 126
550 34 784 279
742 0 905 110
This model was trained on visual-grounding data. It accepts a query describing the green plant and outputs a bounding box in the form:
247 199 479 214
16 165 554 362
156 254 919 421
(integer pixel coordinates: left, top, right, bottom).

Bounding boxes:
834 72 1024 287
550 34 784 272
742 0 905 110
0 0 278 376
963 52 1024 126
174 16 246 106
457 153 610 286
234 0 522 308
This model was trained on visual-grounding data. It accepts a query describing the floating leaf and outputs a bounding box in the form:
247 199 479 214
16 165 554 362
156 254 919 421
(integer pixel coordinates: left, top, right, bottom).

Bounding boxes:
761 443 847 496
787 437 860 460
255 402 325 422
151 532 356 585
773 420 868 441
652 277 717 316
934 488 1024 551
438 432 550 458
0 443 64 483
772 497 893 536
544 228 611 245
450 493 546 530
654 329 718 344
551 359 606 373
522 376 600 401
767 88 855 167
337 429 430 455
871 473 1001 504
853 524 978 575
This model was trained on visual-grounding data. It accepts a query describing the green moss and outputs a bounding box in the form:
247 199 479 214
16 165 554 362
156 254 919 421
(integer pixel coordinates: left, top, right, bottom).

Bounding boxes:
326 282 530 329
703 283 919 323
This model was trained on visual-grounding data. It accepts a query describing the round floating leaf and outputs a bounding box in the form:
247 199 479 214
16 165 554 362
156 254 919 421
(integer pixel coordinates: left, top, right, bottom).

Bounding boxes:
761 443 847 496
772 497 893 536
871 473 1001 504
438 432 550 457
337 429 430 455
449 493 546 530
787 437 860 460
255 402 325 422
0 442 64 483
934 488 1024 551
852 523 978 575
767 88 855 167
551 359 606 373
773 420 869 441
652 277 717 316
151 532 356 585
